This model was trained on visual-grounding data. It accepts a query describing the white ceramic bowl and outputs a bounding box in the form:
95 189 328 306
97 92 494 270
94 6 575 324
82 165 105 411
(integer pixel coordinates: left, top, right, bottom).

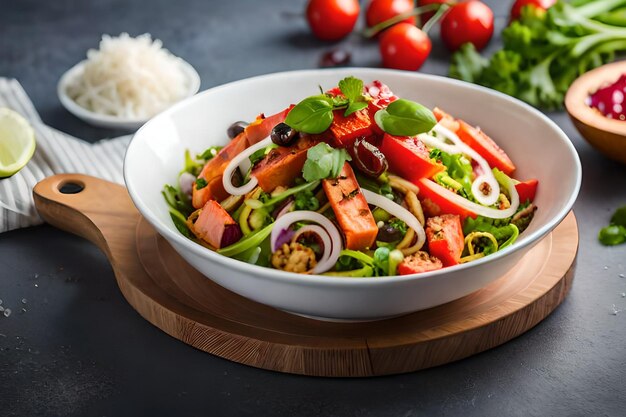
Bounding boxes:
58 59 201 130
124 68 581 321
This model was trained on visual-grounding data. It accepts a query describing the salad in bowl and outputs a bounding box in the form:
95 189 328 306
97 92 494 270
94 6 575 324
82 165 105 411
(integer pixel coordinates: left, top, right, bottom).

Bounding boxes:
162 77 538 278
125 69 579 320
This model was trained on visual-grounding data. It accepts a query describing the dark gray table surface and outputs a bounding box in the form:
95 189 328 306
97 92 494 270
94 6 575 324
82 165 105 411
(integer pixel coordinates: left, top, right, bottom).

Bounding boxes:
1 1 625 416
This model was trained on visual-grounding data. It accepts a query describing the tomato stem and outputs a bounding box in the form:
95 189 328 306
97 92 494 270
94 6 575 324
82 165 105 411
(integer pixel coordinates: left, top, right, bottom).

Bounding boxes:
422 3 450 34
363 3 441 38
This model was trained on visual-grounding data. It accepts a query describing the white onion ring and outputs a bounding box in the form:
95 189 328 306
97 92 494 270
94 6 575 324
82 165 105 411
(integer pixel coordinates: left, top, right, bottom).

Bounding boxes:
361 189 426 251
418 133 463 155
421 178 520 219
291 225 332 271
222 136 273 195
270 211 342 274
471 174 500 207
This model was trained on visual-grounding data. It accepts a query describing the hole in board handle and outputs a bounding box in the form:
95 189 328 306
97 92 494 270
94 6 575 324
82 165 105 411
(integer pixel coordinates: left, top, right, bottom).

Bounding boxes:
58 181 84 194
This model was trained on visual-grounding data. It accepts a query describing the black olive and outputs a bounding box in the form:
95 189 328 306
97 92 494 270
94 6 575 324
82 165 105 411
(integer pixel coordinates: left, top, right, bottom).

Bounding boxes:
377 224 403 243
351 137 388 178
271 123 300 146
227 121 248 139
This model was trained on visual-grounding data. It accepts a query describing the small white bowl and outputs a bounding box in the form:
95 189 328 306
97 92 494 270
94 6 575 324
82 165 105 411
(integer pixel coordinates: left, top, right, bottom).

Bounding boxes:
57 59 201 130
124 68 581 321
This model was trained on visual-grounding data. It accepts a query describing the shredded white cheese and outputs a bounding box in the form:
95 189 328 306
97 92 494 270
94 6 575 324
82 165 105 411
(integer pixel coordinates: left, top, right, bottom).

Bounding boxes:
67 33 188 119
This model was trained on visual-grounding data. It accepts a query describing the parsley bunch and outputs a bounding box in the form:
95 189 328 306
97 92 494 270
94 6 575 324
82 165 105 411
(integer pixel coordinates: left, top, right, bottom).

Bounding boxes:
450 0 626 110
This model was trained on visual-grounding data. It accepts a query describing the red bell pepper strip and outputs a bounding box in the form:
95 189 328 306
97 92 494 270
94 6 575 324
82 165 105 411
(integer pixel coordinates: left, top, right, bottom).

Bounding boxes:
433 108 516 176
416 178 476 221
380 134 444 182
515 179 538 203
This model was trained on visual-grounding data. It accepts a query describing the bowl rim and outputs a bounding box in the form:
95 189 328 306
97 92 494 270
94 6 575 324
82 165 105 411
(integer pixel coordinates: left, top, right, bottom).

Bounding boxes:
124 67 582 287
565 59 626 137
57 58 201 126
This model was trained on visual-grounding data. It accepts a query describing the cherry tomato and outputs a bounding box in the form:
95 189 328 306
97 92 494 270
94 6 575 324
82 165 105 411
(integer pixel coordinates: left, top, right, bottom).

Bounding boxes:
417 0 454 24
510 0 556 21
306 0 360 41
379 23 432 70
366 0 416 28
440 1 494 52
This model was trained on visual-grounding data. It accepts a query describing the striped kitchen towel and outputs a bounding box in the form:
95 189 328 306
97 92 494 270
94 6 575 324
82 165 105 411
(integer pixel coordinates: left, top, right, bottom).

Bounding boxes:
0 78 131 232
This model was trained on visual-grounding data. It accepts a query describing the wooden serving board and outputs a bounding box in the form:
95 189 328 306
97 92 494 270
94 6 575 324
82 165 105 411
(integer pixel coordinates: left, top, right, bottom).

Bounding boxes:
33 174 578 377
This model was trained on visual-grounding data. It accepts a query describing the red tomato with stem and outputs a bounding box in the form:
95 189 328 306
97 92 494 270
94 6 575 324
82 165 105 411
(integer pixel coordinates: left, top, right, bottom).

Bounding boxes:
417 0 455 24
510 0 556 21
306 0 360 41
366 0 416 28
440 1 494 51
379 23 432 70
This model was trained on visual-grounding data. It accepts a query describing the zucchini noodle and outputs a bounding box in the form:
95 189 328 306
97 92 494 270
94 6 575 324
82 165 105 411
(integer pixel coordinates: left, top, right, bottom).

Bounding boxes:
388 174 420 195
464 231 499 256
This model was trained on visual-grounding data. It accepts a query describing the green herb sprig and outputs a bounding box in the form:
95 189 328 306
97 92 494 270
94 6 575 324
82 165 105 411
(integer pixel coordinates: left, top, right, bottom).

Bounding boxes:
302 143 351 182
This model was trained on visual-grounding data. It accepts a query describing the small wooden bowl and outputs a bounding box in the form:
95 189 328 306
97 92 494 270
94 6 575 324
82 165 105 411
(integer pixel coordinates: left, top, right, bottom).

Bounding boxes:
565 60 626 164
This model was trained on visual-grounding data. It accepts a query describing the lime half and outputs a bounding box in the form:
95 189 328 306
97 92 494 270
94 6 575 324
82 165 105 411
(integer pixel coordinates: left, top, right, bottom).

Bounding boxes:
0 108 36 178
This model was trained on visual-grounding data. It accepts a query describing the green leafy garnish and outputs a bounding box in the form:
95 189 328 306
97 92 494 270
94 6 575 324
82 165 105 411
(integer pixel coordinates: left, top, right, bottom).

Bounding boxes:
249 143 278 166
197 146 222 161
195 178 208 190
285 76 371 134
598 205 626 246
599 225 626 246
294 188 320 211
338 76 368 116
302 143 352 182
284 95 334 134
374 99 437 136
449 0 626 110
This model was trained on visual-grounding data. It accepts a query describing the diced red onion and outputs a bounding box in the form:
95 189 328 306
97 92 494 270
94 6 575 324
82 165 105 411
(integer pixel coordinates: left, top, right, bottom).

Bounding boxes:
270 211 342 274
273 227 295 249
222 136 272 196
361 189 426 251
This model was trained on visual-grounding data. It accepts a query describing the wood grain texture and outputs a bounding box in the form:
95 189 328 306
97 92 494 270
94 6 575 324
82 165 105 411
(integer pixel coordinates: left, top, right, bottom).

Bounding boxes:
33 174 578 377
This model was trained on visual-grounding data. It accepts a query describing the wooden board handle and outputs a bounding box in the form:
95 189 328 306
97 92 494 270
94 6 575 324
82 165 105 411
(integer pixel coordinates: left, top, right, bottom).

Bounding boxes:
33 174 139 258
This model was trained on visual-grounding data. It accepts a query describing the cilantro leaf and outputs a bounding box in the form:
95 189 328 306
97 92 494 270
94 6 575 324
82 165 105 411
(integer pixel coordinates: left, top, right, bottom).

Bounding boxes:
302 143 352 182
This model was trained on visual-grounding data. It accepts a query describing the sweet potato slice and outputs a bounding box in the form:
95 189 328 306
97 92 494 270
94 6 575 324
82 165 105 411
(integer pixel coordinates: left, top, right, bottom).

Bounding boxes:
252 136 319 192
193 200 242 249
322 163 377 250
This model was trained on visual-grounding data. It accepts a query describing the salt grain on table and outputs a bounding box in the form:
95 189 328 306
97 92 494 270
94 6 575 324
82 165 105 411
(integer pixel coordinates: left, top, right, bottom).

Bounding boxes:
3 308 11 317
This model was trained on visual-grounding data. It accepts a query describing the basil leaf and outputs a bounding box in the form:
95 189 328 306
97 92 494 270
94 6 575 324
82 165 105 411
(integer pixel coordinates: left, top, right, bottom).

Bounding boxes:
302 143 351 182
345 101 368 117
374 99 437 136
285 95 334 134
